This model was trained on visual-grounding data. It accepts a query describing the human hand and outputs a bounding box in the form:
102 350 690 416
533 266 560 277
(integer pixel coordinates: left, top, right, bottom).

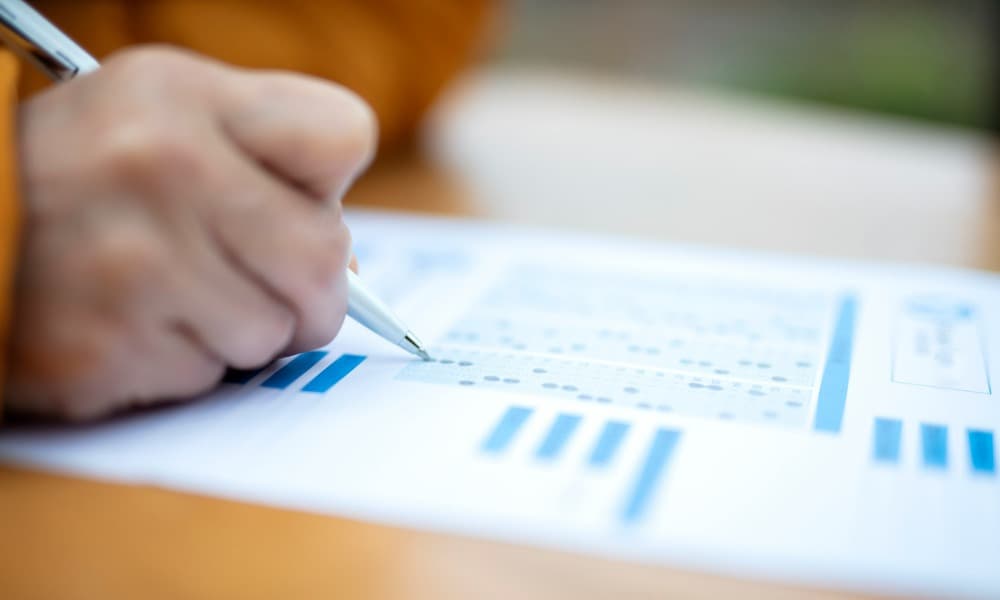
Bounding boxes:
6 46 376 420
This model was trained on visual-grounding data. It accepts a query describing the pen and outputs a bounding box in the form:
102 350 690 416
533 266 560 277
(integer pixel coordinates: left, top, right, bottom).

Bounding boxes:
0 0 433 361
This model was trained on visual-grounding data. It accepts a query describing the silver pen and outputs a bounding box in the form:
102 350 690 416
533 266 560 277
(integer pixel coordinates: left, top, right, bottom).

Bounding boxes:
0 0 432 361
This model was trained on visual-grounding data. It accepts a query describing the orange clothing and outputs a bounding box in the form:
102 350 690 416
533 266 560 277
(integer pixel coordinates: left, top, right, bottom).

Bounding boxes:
0 1 492 413
0 52 20 412
20 0 494 150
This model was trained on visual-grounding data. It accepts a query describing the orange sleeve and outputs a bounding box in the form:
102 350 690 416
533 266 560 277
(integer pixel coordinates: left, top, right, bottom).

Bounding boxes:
20 0 495 153
0 51 21 416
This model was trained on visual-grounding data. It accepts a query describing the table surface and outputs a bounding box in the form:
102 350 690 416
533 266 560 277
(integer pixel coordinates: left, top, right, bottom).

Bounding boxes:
2 68 997 600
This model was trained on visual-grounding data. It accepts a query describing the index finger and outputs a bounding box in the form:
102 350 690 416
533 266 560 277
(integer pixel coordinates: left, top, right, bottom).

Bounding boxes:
215 70 378 201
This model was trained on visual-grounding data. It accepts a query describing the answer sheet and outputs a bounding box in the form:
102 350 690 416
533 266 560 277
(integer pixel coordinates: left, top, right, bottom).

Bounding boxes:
2 211 998 598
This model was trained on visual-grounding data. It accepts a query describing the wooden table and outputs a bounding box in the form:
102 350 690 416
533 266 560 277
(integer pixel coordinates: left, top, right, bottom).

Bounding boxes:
2 69 997 599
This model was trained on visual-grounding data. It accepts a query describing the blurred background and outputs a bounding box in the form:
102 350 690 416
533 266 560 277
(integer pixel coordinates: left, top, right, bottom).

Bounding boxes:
359 0 999 271
23 0 997 266
495 0 997 132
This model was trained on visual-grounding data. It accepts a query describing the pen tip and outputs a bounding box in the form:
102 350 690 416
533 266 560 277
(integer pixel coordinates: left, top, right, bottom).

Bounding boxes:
402 331 433 361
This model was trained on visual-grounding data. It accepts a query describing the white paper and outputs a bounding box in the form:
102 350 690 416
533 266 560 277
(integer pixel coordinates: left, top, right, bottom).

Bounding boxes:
2 211 998 598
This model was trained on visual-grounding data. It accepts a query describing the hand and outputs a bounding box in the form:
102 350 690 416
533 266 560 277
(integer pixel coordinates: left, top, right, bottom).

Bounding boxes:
6 46 376 420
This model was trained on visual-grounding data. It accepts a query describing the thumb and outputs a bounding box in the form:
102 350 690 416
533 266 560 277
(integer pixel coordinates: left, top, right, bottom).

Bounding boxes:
215 71 378 200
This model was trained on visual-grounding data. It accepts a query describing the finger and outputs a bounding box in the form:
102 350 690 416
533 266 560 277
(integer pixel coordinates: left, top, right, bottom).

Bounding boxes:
200 134 353 353
131 323 226 405
53 320 222 420
214 71 378 201
349 254 359 274
168 224 296 369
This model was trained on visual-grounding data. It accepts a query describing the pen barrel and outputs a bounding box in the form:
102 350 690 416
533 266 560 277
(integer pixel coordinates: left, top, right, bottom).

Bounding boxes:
0 0 100 80
346 269 408 346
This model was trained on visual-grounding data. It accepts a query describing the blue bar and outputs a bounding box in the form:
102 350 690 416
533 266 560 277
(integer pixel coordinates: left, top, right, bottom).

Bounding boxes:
588 421 630 467
222 367 264 384
536 414 583 460
921 423 949 470
622 428 682 524
302 354 366 393
968 429 996 475
813 296 858 433
872 418 903 464
481 406 533 454
260 351 326 390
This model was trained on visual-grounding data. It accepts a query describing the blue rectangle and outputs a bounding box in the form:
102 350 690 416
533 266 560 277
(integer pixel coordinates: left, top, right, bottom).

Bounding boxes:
968 429 996 475
535 414 583 460
301 354 366 393
813 295 857 433
872 418 903 464
588 421 630 468
481 406 533 454
921 423 949 470
222 367 264 385
260 351 326 390
622 428 682 524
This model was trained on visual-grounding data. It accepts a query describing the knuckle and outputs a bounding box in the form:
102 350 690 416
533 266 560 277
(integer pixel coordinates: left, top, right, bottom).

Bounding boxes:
99 121 204 188
297 309 347 352
104 45 201 85
232 306 295 368
297 269 349 350
52 334 121 421
196 359 227 391
176 357 226 398
303 220 351 292
88 227 166 298
265 306 297 348
264 76 378 187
